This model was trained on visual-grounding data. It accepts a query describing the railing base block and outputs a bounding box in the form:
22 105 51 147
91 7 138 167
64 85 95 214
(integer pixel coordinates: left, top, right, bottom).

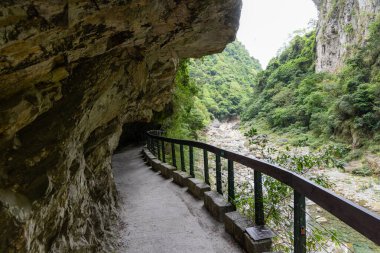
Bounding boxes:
186 178 211 200
150 159 162 172
159 163 176 179
172 171 192 187
224 211 254 246
243 233 272 253
204 191 235 222
142 148 155 166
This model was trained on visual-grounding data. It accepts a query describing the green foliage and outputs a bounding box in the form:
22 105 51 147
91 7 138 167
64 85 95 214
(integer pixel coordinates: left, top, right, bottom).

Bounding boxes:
332 15 380 140
161 41 261 138
243 17 380 148
352 166 374 176
189 41 261 119
158 60 210 139
234 135 346 252
244 127 258 137
344 23 354 35
242 31 321 129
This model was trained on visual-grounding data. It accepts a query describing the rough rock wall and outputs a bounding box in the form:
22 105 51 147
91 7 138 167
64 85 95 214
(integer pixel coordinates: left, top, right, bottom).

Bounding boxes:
314 0 380 72
0 0 241 252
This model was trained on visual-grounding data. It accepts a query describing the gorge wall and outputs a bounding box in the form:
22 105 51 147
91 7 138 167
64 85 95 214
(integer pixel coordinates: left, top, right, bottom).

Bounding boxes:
0 0 242 252
314 0 380 72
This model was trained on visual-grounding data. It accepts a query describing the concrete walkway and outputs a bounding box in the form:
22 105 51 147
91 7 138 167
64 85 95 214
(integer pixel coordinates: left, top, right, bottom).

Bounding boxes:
112 145 243 253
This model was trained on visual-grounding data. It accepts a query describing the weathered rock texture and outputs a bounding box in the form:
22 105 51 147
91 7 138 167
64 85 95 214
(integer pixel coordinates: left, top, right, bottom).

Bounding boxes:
314 0 380 72
0 0 241 252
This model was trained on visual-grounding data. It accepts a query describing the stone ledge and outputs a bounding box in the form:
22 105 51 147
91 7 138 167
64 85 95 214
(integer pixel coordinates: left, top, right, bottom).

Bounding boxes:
150 158 163 172
142 148 152 161
147 154 156 166
185 177 211 199
224 211 254 246
204 191 235 222
172 171 191 187
142 149 155 166
142 149 176 178
159 163 177 179
141 148 147 157
243 233 272 253
141 148 148 159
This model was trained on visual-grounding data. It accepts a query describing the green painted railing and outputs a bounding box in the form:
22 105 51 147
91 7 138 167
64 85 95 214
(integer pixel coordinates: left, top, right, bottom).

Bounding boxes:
146 130 380 252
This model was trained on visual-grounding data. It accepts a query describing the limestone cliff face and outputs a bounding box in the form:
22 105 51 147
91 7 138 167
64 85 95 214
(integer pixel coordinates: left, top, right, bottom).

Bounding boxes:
314 0 380 72
0 1 241 252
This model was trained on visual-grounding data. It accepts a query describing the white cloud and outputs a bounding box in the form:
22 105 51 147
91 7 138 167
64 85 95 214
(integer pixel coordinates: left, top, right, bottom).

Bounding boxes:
237 0 318 68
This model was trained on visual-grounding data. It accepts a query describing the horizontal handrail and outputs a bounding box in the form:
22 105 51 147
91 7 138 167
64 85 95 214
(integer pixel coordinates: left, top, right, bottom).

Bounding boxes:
146 130 380 246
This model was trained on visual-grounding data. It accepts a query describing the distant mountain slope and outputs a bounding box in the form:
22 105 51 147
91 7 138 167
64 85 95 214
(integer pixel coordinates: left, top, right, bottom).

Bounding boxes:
242 21 380 149
189 41 262 119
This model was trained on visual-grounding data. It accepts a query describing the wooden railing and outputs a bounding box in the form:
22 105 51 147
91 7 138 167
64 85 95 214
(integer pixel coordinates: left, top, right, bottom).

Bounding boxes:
146 130 380 252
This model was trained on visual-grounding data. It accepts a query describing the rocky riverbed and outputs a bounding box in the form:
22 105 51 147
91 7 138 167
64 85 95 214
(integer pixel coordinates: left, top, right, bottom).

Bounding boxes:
202 119 380 252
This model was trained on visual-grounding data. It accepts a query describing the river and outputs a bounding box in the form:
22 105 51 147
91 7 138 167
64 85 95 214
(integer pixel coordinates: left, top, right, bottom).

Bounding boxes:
202 119 380 253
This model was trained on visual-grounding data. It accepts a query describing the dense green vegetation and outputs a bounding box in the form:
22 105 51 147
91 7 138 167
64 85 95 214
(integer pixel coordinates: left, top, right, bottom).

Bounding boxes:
242 17 380 153
159 41 262 139
157 60 210 139
162 17 379 159
189 41 262 119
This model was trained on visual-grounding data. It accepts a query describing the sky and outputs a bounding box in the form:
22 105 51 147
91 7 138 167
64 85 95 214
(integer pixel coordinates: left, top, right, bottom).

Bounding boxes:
237 0 318 68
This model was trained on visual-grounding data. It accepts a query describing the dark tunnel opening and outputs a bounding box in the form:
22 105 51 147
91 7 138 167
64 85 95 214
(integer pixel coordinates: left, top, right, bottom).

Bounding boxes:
116 121 161 150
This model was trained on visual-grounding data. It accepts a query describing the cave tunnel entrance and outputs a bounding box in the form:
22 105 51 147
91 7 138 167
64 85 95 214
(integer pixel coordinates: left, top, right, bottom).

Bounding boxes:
116 121 160 150
116 100 174 151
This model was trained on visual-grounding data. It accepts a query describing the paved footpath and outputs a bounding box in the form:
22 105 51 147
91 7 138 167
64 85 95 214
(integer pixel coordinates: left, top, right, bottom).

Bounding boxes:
112 145 243 253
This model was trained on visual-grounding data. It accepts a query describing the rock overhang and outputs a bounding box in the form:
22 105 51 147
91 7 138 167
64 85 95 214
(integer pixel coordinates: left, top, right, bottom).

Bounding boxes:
0 0 242 251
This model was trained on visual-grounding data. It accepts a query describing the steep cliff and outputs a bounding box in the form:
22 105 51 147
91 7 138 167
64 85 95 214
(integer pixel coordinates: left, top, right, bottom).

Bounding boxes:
0 0 241 252
314 0 380 72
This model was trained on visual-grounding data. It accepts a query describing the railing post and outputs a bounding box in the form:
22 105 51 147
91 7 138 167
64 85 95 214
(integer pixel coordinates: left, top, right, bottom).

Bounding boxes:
189 146 194 177
203 150 209 185
161 140 166 163
180 144 185 172
254 171 265 226
227 159 235 204
171 143 176 167
294 190 306 253
216 154 222 194
157 139 161 160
